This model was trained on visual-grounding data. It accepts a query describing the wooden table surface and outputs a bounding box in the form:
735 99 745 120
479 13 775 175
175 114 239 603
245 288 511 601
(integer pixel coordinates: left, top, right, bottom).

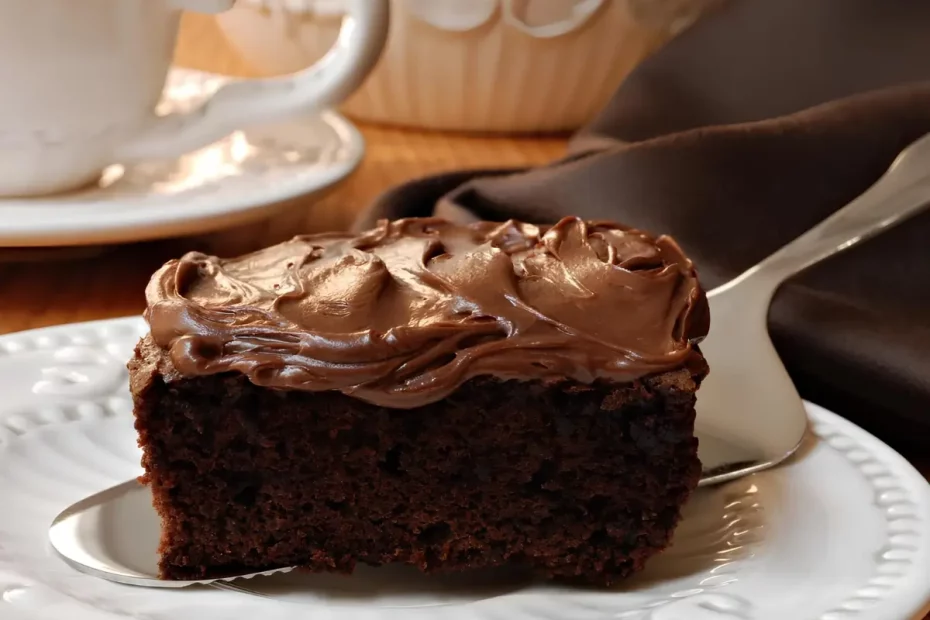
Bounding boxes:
1 11 928 548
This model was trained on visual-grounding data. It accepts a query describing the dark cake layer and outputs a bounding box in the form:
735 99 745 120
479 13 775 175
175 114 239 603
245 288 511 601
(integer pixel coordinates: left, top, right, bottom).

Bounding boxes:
131 338 705 585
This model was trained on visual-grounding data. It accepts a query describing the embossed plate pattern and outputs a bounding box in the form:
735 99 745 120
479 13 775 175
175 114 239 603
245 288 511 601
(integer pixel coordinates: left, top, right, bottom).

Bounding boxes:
0 317 928 620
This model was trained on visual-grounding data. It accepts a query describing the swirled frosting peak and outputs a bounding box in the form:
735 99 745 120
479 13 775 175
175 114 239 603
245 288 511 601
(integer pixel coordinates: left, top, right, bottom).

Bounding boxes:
145 217 709 408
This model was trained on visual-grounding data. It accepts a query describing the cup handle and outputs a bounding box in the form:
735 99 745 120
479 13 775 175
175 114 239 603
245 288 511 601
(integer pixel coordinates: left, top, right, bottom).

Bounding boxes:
114 0 389 162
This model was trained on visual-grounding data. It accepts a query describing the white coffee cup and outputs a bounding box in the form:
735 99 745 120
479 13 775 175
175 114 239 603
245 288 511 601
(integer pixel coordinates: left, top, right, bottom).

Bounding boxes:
0 0 389 197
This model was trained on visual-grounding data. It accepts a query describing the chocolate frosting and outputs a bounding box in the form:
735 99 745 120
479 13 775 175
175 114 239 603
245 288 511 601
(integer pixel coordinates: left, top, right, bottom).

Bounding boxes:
145 217 708 408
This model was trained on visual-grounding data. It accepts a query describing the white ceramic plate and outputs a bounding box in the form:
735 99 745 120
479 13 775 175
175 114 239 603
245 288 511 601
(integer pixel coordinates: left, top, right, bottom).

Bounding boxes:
0 69 364 248
0 317 928 620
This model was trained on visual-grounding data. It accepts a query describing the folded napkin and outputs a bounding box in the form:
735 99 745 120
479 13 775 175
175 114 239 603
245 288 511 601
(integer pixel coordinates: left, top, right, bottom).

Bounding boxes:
355 0 930 449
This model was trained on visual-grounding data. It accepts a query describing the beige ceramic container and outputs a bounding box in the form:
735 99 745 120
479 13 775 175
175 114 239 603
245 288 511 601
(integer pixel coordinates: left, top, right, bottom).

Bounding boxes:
217 0 717 133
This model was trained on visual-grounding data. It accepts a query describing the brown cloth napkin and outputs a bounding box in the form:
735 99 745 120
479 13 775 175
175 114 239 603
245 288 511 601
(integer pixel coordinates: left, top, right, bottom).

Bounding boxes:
355 0 930 449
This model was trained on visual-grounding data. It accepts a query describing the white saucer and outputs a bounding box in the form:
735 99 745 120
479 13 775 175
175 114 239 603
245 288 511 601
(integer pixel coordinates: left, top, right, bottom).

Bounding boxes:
0 69 364 248
0 317 928 620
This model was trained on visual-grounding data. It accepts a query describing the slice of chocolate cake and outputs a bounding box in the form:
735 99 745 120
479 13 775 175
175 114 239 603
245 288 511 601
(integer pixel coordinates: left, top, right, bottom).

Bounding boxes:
129 216 709 585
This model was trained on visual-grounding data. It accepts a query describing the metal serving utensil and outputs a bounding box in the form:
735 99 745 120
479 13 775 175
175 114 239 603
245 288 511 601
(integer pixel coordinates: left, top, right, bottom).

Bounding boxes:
49 132 930 587
696 131 930 485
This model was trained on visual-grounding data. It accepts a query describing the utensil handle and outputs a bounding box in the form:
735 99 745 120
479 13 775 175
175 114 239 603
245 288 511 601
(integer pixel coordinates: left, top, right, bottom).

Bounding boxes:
114 0 389 162
722 132 930 295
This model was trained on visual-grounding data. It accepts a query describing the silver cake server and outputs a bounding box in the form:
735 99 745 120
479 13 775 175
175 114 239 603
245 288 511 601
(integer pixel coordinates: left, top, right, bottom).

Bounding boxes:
49 132 930 588
695 130 930 485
